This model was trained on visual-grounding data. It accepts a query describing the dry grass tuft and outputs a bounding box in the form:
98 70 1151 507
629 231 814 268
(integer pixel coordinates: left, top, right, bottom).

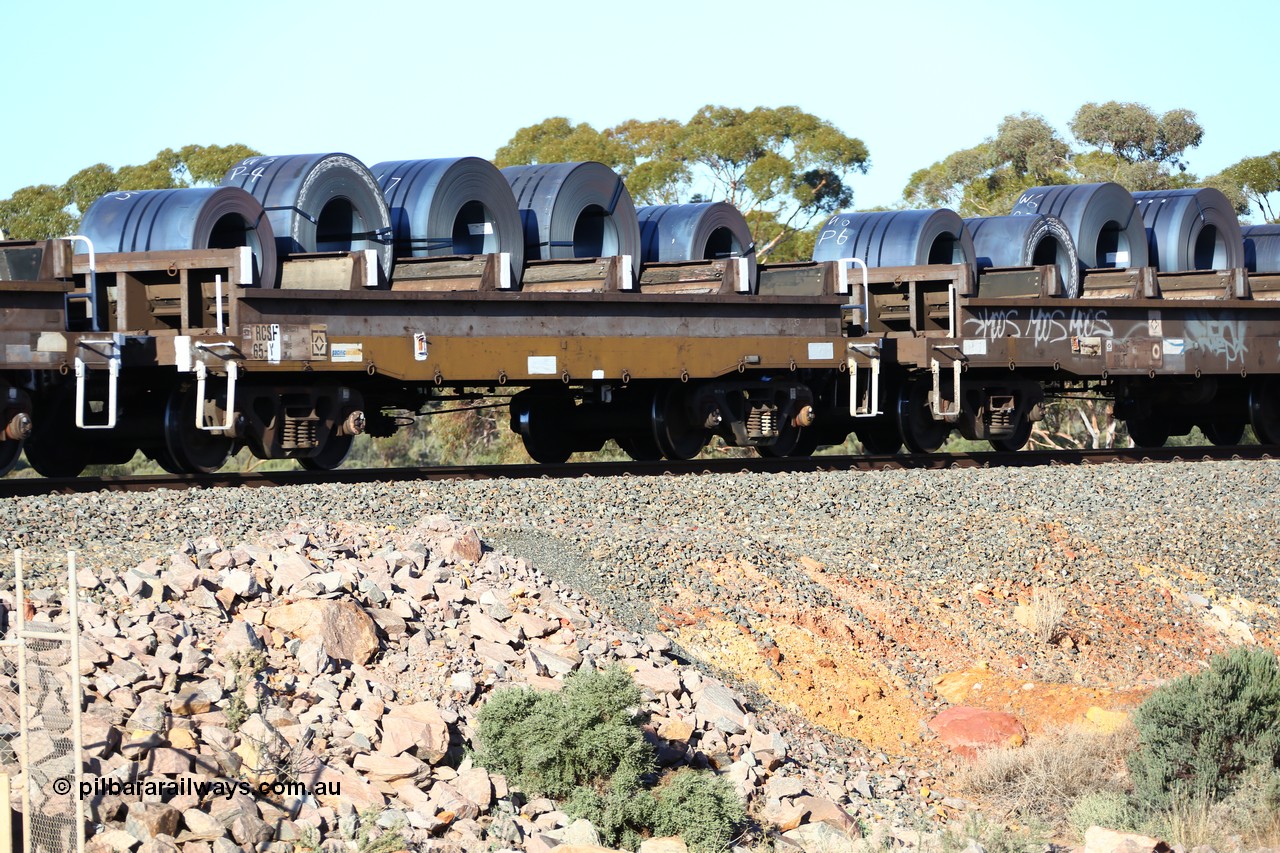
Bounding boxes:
1029 587 1067 644
961 723 1137 830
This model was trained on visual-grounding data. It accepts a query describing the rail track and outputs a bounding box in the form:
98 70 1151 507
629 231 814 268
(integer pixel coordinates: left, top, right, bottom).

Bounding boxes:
0 445 1274 498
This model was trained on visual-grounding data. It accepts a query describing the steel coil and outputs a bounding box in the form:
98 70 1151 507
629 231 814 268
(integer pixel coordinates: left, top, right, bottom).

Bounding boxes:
811 209 976 273
965 214 1081 298
221 153 394 278
1010 183 1148 273
1131 188 1243 272
502 162 641 285
1243 224 1280 273
372 157 524 287
636 202 757 291
78 187 277 288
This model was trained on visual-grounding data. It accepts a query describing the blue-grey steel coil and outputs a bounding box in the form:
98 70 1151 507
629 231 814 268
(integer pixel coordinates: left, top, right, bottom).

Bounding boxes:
636 202 757 291
1243 224 1280 273
1010 183 1148 274
810 209 976 274
221 153 394 279
1131 188 1243 272
78 187 277 288
502 162 641 285
372 157 524 288
965 214 1081 298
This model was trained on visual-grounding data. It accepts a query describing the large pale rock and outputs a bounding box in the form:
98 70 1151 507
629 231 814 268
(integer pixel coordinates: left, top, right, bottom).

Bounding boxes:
264 600 380 664
928 706 1026 758
469 612 520 646
381 701 450 764
631 663 681 695
793 795 856 832
782 822 861 853
180 809 225 841
126 803 181 841
695 683 747 732
352 752 428 783
638 839 688 853
1084 827 1172 853
454 766 493 811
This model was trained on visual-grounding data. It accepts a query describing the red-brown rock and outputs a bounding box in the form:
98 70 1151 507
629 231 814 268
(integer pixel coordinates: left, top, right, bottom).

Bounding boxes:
927 706 1026 758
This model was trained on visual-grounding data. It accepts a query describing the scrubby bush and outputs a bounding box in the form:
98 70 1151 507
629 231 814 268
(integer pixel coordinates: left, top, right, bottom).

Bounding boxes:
652 769 746 852
475 666 747 851
474 665 653 799
1128 647 1280 806
1069 790 1140 836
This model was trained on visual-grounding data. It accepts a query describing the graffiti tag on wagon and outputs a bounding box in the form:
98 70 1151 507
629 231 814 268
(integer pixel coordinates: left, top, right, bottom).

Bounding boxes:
1185 318 1248 366
965 308 1113 344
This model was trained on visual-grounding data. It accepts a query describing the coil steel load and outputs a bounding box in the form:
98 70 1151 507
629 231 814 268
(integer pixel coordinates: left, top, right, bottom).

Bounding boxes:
78 187 278 288
221 153 394 279
1242 224 1280 274
1132 188 1243 272
965 214 1081 298
1010 183 1148 274
502 161 641 285
810 209 976 272
636 202 757 291
373 157 525 287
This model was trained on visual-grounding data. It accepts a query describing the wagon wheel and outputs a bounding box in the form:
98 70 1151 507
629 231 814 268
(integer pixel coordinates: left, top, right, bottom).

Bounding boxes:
757 418 820 458
1201 419 1245 447
990 417 1033 452
1248 377 1280 445
299 433 354 471
617 433 663 461
22 391 87 478
855 418 903 455
0 440 23 477
512 393 573 464
652 386 708 461
1125 416 1169 449
896 380 951 454
162 383 234 474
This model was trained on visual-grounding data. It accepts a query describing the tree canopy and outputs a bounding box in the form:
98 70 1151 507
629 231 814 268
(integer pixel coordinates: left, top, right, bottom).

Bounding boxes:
495 105 870 261
0 143 259 240
1212 151 1280 222
904 102 1209 215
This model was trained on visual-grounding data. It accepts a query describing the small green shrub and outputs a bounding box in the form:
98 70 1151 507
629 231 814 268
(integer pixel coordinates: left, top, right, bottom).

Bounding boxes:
474 666 654 799
1128 647 1280 806
566 776 658 852
1069 791 1140 836
476 667 746 851
652 769 746 853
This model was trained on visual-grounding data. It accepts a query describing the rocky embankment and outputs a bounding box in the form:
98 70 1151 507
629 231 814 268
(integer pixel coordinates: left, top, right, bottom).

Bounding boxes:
2 460 1277 852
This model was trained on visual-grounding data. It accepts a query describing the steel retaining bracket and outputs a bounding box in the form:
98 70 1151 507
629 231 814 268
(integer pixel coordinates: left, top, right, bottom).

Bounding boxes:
930 345 963 423
193 341 240 432
847 341 882 418
73 335 123 429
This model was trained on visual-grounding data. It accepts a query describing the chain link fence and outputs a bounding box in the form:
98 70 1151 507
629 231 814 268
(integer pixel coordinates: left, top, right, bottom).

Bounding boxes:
0 551 84 853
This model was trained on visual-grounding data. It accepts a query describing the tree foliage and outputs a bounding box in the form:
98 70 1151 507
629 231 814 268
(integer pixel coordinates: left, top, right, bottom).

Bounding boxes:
1213 151 1280 222
904 113 1072 215
904 102 1209 213
0 143 259 240
495 105 869 261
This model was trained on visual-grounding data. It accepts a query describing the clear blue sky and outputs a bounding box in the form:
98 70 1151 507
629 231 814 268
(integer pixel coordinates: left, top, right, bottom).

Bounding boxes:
5 0 1276 214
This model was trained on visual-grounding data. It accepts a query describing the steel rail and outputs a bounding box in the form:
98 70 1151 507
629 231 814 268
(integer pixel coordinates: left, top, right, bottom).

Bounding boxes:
0 445 1274 497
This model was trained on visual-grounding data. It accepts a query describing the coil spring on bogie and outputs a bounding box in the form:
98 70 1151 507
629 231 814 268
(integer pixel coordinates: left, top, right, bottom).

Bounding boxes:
747 404 778 439
281 415 319 450
984 397 1017 433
